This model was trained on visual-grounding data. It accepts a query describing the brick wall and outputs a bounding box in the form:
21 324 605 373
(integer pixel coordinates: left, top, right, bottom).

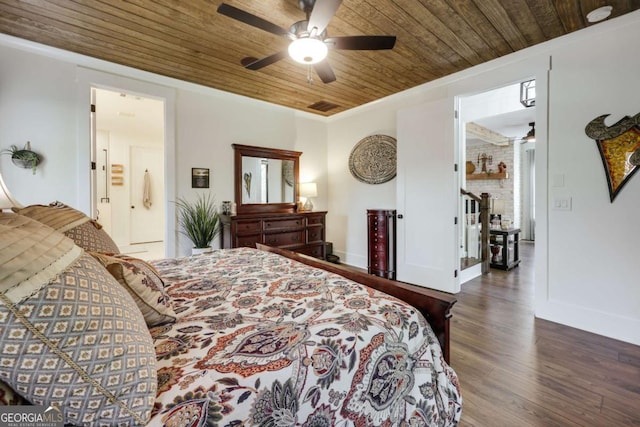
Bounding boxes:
465 141 519 228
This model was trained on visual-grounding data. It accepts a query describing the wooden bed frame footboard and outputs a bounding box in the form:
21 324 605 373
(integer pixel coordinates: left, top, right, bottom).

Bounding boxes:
256 244 457 364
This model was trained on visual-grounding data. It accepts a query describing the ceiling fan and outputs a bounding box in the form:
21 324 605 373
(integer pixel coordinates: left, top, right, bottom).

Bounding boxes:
217 0 396 83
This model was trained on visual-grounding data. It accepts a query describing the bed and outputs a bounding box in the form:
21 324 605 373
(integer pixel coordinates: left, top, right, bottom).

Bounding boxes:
1 205 461 426
146 245 462 426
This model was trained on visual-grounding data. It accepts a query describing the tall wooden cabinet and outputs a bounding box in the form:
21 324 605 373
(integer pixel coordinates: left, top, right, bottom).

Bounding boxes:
367 209 397 279
221 211 327 259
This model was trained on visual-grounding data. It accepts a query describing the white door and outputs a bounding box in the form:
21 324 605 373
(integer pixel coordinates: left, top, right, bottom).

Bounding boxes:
396 98 459 293
130 146 164 244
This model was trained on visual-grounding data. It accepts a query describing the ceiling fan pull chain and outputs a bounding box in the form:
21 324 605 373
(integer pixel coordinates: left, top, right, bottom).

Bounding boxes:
307 66 314 85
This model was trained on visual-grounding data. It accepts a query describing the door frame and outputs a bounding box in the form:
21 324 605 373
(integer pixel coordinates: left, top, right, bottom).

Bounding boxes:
448 55 549 309
76 68 177 258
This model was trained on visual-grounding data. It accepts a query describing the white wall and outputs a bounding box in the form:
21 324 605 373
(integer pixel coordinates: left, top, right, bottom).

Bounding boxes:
0 47 78 206
0 37 328 258
325 11 640 345
539 17 640 343
326 107 398 267
295 115 328 212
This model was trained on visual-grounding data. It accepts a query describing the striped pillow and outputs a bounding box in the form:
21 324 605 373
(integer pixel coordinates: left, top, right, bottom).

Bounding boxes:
12 202 120 253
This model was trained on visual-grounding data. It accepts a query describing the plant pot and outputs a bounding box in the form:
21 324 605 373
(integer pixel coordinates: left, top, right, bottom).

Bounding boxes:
192 247 213 255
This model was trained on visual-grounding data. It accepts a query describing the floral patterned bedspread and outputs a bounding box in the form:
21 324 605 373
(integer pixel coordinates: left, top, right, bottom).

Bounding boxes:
149 248 461 426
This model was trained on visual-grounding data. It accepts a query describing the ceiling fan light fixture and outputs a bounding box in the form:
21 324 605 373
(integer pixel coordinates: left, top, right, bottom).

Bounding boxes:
288 37 327 64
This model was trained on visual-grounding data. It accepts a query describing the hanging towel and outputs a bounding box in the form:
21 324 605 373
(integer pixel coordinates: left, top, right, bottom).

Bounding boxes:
143 170 152 209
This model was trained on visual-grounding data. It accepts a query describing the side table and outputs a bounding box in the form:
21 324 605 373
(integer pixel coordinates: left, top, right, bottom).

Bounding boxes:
489 228 521 270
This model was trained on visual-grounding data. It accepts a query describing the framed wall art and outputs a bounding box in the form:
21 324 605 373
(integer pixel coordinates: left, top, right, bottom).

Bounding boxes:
585 113 640 202
192 168 210 188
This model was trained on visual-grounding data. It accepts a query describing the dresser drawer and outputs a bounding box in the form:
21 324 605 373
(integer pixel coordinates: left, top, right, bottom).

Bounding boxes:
264 218 303 231
235 220 261 234
307 215 325 226
371 222 387 234
370 258 388 268
223 212 327 259
297 244 325 258
370 241 387 252
370 251 388 268
236 234 261 248
264 230 305 246
306 225 324 243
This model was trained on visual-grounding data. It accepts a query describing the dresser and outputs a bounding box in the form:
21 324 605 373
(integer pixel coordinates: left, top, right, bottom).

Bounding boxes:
221 211 327 259
367 209 397 279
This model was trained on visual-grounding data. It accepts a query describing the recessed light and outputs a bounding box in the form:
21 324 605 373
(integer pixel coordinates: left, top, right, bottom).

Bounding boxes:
586 5 612 23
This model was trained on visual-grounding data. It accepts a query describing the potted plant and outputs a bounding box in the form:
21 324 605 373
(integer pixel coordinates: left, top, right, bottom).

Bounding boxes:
175 193 221 254
2 142 41 175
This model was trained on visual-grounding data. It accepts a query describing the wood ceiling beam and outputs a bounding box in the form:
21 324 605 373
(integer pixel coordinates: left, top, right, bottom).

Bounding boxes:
466 122 511 146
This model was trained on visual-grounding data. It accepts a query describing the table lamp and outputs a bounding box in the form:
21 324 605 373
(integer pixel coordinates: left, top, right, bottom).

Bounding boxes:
299 182 317 211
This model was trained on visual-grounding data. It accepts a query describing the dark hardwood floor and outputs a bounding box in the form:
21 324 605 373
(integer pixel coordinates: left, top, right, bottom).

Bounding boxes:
452 241 640 426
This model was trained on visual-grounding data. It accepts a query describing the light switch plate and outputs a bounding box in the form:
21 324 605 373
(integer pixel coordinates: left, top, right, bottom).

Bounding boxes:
553 197 572 211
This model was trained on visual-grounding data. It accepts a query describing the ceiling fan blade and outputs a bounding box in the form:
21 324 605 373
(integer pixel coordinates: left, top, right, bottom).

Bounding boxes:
217 3 289 37
307 0 342 34
325 35 396 50
313 60 336 83
242 51 288 70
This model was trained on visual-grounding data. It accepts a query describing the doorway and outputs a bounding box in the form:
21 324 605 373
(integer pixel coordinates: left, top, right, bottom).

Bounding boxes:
93 88 166 260
458 81 536 281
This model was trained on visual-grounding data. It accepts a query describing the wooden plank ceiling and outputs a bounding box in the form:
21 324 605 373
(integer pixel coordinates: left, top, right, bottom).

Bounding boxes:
1 1 638 116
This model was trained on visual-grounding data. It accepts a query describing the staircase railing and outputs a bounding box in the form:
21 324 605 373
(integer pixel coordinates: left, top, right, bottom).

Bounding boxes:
460 189 491 274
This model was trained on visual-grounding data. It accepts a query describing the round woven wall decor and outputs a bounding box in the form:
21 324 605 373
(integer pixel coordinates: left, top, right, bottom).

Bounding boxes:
348 134 397 184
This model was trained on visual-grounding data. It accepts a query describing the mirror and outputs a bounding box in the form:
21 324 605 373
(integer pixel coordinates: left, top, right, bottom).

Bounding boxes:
233 144 301 214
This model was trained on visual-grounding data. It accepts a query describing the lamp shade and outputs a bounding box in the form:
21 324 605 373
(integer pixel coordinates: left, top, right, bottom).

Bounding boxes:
0 171 21 210
299 182 318 198
491 199 505 215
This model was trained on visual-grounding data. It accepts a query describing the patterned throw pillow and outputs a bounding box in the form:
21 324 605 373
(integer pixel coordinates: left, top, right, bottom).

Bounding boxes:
0 213 157 425
12 202 120 253
90 252 177 327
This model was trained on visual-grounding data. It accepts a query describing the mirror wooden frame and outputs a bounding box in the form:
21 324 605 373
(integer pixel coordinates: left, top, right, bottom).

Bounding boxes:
233 144 301 215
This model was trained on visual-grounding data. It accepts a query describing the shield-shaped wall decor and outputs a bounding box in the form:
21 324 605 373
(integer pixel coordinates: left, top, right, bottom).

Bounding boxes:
585 113 640 202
